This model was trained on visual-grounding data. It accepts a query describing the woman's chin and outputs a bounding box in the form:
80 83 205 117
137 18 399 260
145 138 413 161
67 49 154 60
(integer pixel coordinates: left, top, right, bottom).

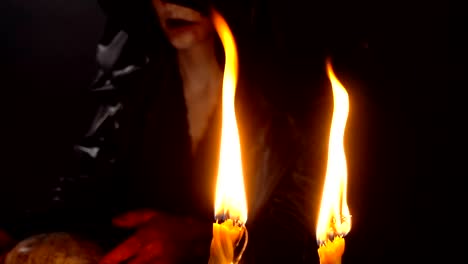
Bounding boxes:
169 34 199 50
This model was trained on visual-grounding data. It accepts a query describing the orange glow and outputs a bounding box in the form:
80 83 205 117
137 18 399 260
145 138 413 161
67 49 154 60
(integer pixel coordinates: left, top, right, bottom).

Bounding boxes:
212 11 247 224
316 60 352 244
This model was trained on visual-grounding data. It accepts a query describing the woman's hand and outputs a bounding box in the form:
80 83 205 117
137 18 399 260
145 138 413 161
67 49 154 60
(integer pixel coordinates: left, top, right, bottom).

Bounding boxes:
99 209 212 264
0 229 13 264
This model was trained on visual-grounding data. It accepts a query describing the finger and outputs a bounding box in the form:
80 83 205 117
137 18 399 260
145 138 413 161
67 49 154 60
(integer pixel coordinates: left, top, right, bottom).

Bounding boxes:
126 242 164 264
99 236 141 264
113 209 159 228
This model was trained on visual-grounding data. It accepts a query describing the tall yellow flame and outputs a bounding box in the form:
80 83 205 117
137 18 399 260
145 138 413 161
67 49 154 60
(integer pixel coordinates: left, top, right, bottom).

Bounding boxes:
212 11 248 224
316 60 352 244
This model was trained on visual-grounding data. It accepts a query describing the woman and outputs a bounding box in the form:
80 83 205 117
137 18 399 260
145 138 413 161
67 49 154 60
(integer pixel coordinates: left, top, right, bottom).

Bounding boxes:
1 0 318 263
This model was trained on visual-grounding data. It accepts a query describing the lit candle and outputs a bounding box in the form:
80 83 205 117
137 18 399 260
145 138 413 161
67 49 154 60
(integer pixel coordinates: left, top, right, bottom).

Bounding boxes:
315 60 352 264
208 10 248 264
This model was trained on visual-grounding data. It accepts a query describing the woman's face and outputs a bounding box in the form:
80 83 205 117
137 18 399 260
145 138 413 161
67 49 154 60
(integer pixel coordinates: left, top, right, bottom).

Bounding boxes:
152 0 214 50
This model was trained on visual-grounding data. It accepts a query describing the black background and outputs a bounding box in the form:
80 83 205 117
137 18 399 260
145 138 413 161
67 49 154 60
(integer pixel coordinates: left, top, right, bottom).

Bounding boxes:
1 0 451 263
2 0 104 210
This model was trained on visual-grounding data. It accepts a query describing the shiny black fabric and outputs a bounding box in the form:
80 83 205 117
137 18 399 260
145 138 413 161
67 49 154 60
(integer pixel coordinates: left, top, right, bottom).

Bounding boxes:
2 2 319 263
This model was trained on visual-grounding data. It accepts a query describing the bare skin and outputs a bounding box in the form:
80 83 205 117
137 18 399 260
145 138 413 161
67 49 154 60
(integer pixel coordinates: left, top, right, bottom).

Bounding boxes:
153 0 223 153
178 40 223 153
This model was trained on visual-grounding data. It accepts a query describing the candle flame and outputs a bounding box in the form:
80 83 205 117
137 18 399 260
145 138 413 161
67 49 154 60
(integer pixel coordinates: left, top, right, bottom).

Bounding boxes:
212 10 248 225
316 60 352 245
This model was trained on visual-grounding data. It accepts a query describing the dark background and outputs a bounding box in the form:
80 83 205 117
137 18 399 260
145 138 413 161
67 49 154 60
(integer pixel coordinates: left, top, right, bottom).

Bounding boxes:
1 0 450 263
2 0 105 207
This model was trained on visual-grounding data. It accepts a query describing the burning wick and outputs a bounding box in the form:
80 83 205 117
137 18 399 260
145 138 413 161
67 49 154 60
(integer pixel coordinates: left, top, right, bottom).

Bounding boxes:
316 60 352 264
208 10 248 264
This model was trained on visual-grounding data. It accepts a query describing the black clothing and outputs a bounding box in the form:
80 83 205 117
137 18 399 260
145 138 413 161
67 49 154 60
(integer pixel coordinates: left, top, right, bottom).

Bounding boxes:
2 2 319 263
